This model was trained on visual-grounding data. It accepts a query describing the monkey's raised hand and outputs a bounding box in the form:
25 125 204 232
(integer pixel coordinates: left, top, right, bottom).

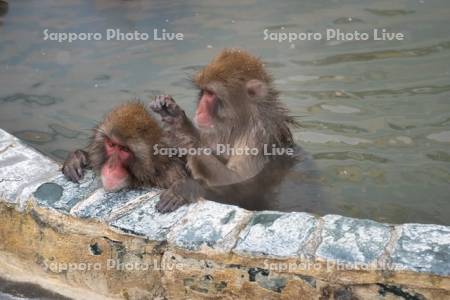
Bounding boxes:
150 95 187 126
62 149 89 183
150 95 199 149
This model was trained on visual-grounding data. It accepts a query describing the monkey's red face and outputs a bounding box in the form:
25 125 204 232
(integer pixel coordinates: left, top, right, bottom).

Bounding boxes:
101 137 132 191
195 89 217 128
194 79 267 130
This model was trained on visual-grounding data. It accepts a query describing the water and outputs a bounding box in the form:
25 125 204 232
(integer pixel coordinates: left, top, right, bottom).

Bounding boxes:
0 0 449 225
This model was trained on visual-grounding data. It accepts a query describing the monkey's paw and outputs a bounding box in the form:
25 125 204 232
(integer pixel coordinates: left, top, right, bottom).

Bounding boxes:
150 95 186 125
62 149 89 183
156 188 188 213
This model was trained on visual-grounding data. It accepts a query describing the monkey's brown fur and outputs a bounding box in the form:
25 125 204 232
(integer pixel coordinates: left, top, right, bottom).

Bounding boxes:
63 102 188 190
194 48 298 151
102 102 162 142
151 49 300 213
195 49 272 86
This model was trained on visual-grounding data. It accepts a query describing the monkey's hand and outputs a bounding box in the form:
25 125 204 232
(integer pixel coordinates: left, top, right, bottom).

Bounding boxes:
156 179 203 213
156 189 187 213
150 95 187 126
151 95 199 149
62 149 89 183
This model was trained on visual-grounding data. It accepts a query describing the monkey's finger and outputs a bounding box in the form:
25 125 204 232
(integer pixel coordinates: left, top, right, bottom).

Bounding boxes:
70 166 81 182
156 200 166 213
149 100 163 113
156 95 169 108
76 165 84 179
162 116 175 124
156 197 173 213
64 166 80 183
62 166 70 181
62 166 71 181
166 200 181 213
159 196 185 213
78 151 88 166
165 99 182 115
151 96 171 117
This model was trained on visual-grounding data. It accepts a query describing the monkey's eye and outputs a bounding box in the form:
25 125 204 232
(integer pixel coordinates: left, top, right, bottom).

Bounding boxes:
105 138 114 148
119 145 130 153
203 89 215 97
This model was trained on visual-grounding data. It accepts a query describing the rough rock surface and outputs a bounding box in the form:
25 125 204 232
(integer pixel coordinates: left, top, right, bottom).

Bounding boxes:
234 211 318 257
316 215 391 265
392 223 450 276
0 130 59 203
111 193 190 241
168 201 253 252
0 128 449 300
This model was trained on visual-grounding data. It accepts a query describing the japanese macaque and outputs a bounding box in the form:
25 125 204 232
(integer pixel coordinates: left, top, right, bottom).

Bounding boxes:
150 49 301 213
62 102 188 191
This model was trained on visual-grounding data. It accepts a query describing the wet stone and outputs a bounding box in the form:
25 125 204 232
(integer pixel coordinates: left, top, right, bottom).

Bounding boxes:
31 81 44 89
0 133 59 203
49 124 80 139
70 188 151 220
365 8 415 16
0 93 62 106
34 183 63 206
111 193 189 240
391 224 450 276
335 166 363 182
14 130 54 144
333 17 364 24
93 74 111 81
316 215 391 265
234 212 318 257
426 151 450 162
0 128 13 142
32 171 100 212
168 201 253 252
320 104 361 114
427 131 450 143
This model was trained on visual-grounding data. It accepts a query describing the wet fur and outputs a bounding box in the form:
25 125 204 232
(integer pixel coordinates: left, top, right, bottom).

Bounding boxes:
76 102 188 189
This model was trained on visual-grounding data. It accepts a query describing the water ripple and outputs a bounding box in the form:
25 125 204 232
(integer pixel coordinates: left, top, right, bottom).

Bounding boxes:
292 41 450 66
299 121 368 134
365 8 415 17
314 151 389 163
297 84 450 100
296 132 371 145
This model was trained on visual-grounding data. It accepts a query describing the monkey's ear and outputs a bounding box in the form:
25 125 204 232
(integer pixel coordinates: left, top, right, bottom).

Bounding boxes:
246 79 268 98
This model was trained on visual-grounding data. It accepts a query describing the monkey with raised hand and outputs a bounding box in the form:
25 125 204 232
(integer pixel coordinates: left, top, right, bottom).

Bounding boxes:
62 102 188 191
151 49 299 213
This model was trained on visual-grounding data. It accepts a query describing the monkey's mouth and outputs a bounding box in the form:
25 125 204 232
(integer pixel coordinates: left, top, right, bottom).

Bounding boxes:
101 176 129 192
194 113 213 128
195 94 216 128
101 164 130 192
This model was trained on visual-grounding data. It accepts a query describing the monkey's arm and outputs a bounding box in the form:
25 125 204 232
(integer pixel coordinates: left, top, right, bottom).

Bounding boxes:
150 95 265 186
156 178 205 213
150 95 200 148
188 153 265 187
156 155 265 213
62 149 90 183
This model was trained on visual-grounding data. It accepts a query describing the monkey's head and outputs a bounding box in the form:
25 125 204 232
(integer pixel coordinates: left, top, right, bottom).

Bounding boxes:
193 49 275 130
89 102 162 192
